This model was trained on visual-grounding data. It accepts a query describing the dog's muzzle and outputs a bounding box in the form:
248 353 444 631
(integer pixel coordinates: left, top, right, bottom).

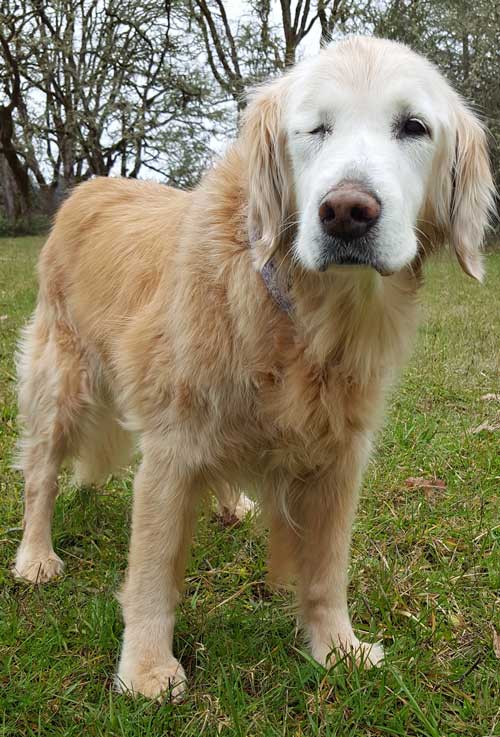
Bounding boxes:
318 181 387 273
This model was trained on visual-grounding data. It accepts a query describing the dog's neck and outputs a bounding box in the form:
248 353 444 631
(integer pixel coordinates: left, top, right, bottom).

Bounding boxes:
297 266 421 384
253 239 421 385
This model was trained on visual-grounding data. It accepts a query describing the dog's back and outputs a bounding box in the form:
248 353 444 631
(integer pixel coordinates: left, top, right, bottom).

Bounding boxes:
39 177 188 348
15 178 189 503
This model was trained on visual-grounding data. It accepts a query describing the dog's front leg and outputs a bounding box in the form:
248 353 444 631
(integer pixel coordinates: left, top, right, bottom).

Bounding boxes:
116 445 200 701
269 440 383 669
297 451 384 669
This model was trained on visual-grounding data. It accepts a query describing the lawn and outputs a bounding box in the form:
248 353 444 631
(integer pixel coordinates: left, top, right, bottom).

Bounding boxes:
1 236 499 737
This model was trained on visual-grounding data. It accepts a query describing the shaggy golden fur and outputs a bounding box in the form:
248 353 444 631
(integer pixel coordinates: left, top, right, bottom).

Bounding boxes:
13 37 494 701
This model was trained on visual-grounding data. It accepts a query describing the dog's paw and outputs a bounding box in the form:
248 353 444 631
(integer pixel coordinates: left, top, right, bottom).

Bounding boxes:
313 637 384 670
13 549 64 583
116 659 187 702
216 492 256 527
233 493 256 520
350 639 384 668
218 492 256 521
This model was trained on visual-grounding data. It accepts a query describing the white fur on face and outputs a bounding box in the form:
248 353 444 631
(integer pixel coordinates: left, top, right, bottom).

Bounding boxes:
284 38 453 275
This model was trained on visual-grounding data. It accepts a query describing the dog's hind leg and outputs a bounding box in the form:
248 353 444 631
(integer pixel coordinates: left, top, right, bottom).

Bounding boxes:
13 310 91 583
72 406 134 487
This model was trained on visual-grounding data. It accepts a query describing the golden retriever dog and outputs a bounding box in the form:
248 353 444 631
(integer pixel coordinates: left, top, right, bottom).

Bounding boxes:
13 37 494 700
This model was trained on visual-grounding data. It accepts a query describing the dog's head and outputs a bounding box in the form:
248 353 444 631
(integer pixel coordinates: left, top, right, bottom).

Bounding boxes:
242 36 495 280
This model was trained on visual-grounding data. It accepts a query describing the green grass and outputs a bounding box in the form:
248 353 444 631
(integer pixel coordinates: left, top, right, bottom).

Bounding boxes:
1 236 499 737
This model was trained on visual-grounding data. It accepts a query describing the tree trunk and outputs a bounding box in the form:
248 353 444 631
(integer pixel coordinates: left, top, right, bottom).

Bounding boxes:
0 152 25 221
0 103 32 219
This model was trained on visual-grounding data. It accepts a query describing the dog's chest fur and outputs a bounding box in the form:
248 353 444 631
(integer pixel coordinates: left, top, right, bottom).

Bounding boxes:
251 279 418 473
123 265 420 482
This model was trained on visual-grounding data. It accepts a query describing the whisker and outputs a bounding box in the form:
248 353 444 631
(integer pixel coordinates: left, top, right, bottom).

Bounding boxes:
273 217 300 241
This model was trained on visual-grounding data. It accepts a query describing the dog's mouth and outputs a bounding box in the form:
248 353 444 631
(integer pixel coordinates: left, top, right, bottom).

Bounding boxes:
318 238 394 276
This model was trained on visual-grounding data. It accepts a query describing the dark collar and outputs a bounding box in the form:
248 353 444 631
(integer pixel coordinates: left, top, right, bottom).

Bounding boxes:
260 256 293 314
249 226 293 314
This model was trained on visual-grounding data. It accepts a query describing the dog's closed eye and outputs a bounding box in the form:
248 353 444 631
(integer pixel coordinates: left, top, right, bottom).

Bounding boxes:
308 123 332 136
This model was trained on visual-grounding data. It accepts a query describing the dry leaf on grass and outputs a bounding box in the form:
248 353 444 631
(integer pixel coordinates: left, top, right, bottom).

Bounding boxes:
481 393 500 402
404 477 446 489
493 627 500 659
470 419 500 434
213 509 242 528
404 477 446 502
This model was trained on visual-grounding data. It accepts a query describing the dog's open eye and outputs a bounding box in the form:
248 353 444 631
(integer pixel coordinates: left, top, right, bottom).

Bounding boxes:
400 117 430 138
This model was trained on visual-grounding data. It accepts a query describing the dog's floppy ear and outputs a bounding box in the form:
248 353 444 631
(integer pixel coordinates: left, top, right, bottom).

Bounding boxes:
445 104 495 281
240 78 294 264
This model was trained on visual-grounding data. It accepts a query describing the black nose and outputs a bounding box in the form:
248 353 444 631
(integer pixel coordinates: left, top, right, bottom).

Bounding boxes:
319 183 381 241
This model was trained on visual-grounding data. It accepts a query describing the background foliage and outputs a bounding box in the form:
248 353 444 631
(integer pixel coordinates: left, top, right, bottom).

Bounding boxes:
0 0 498 231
